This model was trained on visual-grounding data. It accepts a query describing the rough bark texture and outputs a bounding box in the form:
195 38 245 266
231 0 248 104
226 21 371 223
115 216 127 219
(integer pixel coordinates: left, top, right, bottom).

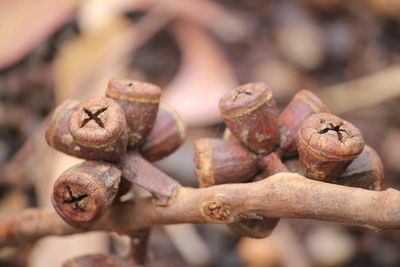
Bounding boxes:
2 173 400 246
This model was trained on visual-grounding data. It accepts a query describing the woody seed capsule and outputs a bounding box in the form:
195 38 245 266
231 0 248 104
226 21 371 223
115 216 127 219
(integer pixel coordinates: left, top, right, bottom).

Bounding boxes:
45 99 84 158
194 138 258 187
332 145 384 191
285 145 384 190
219 82 279 155
140 104 186 162
229 218 280 239
279 90 330 157
68 97 128 163
298 113 364 180
106 79 161 148
51 161 121 229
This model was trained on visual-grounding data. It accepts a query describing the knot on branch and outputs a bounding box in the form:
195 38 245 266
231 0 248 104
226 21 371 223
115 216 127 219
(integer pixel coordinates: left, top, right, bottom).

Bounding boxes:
201 194 234 223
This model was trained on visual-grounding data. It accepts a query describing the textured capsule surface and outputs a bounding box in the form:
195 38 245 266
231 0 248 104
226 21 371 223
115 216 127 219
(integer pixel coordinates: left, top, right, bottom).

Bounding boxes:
279 90 330 157
68 97 128 162
228 217 280 238
52 161 121 229
45 99 84 158
332 145 384 190
106 79 161 148
194 138 258 187
140 104 186 161
219 82 279 155
298 113 364 180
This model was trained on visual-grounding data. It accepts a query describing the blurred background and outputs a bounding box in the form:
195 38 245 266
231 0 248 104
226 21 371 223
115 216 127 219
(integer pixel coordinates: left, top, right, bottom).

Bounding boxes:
1 0 400 266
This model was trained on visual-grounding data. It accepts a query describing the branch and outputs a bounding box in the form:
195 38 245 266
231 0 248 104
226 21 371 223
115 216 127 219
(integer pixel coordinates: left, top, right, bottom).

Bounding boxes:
2 173 400 246
321 65 400 113
0 208 79 246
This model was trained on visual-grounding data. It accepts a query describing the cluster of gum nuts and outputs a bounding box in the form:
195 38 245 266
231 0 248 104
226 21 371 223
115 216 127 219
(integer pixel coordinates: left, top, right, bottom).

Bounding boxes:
194 82 383 238
46 79 383 239
46 79 185 229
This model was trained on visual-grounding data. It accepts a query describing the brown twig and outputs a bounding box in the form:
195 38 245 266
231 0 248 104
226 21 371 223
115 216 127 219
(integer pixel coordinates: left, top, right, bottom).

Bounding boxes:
321 65 400 113
0 124 46 189
0 208 79 246
126 229 150 265
2 173 400 246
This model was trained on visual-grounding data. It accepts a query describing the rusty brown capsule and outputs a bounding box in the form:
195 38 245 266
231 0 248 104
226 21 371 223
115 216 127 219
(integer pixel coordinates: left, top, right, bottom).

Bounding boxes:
194 138 258 187
285 145 383 190
298 113 364 180
68 97 128 163
229 218 280 239
106 79 161 148
45 99 84 158
51 161 121 229
219 82 279 155
122 152 180 206
331 145 384 191
279 90 330 157
140 104 186 162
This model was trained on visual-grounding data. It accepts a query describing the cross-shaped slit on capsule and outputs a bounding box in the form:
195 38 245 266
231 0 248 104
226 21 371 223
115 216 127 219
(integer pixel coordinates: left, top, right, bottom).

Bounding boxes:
80 107 108 128
319 123 348 142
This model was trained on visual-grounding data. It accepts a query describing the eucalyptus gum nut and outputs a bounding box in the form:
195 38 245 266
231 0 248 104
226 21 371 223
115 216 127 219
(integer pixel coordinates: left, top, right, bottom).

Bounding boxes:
298 113 364 181
219 82 279 155
51 161 121 229
194 138 258 187
331 145 384 191
68 97 128 162
106 79 161 148
229 217 280 238
279 90 330 157
140 104 186 162
45 99 84 158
